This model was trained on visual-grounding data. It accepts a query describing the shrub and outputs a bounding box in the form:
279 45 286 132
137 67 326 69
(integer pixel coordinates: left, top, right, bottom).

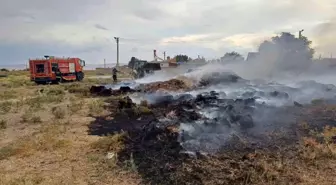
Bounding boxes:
21 111 32 123
0 101 12 114
137 106 152 114
30 116 42 124
0 145 16 160
0 119 7 129
51 106 66 119
45 87 65 96
69 100 85 114
88 99 104 116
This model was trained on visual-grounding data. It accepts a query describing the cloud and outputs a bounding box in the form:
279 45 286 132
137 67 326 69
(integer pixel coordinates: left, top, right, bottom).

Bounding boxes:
94 24 109 31
0 0 336 66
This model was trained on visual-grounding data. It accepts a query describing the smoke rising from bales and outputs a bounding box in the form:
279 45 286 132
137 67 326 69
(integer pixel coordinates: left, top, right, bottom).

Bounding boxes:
313 18 336 57
121 28 336 154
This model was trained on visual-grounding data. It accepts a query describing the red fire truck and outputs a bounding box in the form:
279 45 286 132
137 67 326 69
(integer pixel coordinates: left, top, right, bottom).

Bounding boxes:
29 56 85 84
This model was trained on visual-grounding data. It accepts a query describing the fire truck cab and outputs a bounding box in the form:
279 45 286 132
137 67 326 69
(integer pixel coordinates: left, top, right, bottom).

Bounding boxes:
29 56 85 84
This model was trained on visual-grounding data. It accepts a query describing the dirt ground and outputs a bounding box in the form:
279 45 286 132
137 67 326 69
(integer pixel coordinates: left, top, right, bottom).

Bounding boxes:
1 70 336 185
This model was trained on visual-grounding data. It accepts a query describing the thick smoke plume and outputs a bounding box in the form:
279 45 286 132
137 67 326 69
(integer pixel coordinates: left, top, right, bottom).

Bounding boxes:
121 30 336 154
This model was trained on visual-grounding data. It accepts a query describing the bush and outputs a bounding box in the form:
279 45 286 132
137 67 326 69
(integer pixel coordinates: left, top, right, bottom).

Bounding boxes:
51 106 66 119
0 145 17 160
88 99 104 116
21 111 32 123
0 101 12 114
137 106 152 114
30 116 42 124
0 120 7 129
20 111 42 124
69 100 85 114
45 87 65 96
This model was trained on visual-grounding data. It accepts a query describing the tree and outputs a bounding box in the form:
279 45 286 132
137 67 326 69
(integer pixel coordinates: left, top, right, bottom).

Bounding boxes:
220 51 244 62
257 32 314 72
175 55 191 62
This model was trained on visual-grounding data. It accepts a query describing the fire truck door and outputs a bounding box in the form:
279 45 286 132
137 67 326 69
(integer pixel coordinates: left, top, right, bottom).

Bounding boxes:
69 63 75 73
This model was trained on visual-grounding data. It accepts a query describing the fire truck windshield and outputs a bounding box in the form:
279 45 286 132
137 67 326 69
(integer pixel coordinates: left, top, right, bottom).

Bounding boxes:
79 60 85 67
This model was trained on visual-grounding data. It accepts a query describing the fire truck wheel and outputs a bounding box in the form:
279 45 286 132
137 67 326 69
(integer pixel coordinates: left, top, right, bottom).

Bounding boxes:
76 72 84 81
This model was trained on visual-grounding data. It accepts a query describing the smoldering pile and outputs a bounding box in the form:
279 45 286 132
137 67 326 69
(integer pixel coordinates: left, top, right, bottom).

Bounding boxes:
127 71 336 153
149 90 300 154
90 70 336 155
89 78 193 97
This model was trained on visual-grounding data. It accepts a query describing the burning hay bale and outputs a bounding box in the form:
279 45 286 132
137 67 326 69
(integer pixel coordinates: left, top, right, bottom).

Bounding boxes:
142 79 191 93
198 71 244 87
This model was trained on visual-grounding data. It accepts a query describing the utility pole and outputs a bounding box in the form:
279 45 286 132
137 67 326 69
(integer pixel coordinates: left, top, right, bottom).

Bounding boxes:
163 51 166 60
114 37 119 67
299 29 304 39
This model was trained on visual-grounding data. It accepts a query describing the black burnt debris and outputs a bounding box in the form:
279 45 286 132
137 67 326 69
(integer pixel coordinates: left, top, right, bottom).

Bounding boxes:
89 78 191 97
87 88 308 185
90 85 139 96
198 72 244 87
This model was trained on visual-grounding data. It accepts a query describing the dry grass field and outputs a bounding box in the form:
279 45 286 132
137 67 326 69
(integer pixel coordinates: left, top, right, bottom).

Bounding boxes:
0 70 140 185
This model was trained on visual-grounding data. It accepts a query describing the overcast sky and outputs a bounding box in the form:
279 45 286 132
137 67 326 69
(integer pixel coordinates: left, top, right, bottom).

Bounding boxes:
1 0 336 66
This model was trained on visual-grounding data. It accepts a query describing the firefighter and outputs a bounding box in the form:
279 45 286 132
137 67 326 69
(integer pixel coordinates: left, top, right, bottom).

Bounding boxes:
112 68 118 82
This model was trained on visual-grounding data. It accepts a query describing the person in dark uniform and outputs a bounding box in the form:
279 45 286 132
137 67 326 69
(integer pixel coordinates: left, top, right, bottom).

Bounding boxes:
112 68 119 82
